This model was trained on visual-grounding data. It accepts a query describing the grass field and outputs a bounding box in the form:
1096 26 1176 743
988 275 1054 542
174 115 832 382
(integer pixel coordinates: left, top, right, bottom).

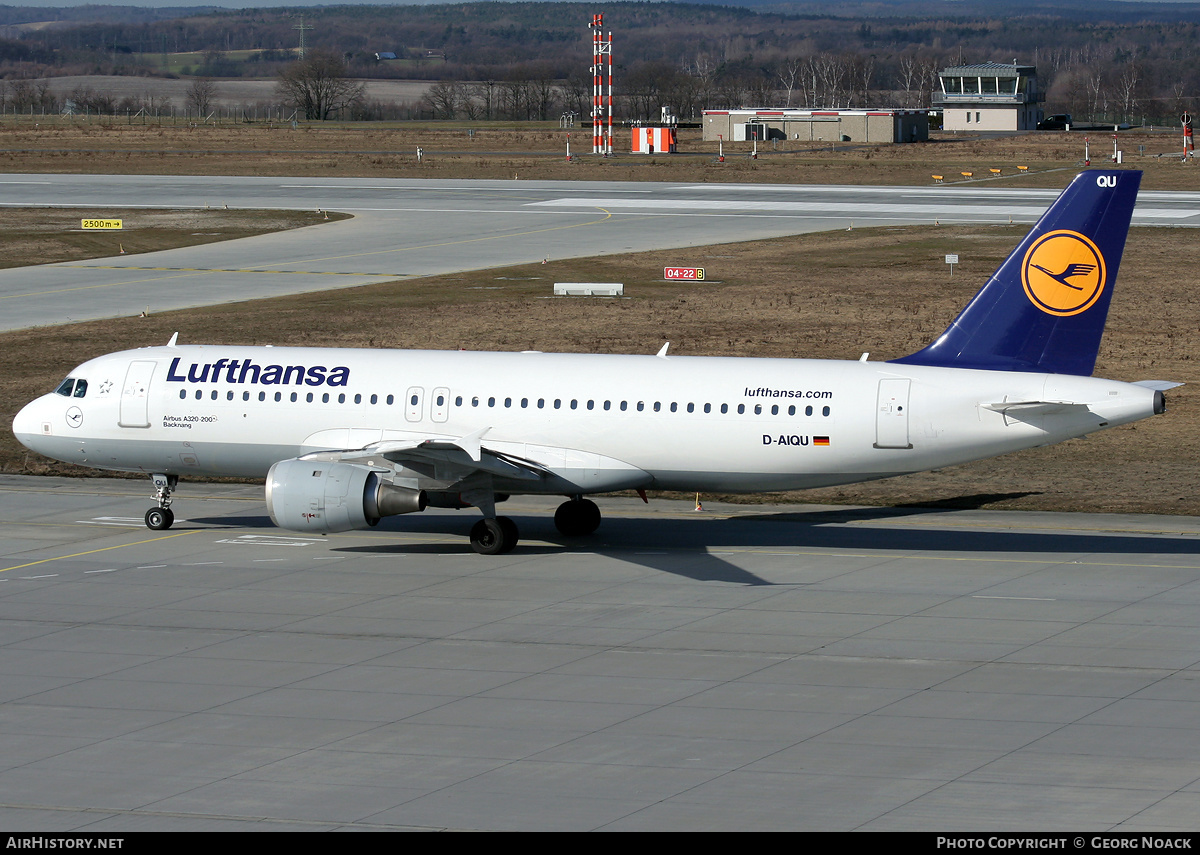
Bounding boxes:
1 121 1196 515
0 120 1197 190
0 207 347 269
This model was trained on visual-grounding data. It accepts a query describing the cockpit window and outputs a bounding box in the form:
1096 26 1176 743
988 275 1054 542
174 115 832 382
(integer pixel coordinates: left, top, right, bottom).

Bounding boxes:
73 380 88 398
55 378 75 397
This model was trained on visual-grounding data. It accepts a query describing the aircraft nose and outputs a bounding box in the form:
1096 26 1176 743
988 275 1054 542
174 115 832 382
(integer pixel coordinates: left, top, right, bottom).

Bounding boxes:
12 397 49 451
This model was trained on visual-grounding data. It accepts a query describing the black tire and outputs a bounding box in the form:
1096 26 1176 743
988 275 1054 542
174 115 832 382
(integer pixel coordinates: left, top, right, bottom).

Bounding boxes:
496 516 519 554
145 507 174 530
554 499 601 537
470 517 517 555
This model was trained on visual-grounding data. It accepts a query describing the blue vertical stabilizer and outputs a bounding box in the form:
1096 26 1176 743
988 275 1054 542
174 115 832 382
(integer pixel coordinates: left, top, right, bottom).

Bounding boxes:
891 169 1141 376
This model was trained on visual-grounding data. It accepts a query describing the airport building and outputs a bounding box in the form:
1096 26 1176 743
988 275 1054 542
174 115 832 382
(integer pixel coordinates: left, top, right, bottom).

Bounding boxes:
702 108 928 144
935 61 1044 131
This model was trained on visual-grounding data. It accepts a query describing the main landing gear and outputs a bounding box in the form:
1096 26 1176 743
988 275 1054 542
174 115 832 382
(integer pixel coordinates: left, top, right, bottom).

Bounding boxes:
144 473 177 531
554 498 601 537
469 516 519 555
465 496 603 555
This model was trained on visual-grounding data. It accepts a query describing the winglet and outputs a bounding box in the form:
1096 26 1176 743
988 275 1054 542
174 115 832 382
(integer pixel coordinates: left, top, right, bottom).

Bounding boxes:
892 170 1141 376
657 342 670 358
167 332 179 347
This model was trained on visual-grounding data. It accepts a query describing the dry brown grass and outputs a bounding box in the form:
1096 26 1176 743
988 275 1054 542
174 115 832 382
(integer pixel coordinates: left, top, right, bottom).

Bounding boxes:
0 208 346 268
1 119 1198 190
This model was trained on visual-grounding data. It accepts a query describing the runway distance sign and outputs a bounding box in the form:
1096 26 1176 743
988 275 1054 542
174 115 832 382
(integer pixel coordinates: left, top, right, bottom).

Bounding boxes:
664 266 705 280
81 219 123 230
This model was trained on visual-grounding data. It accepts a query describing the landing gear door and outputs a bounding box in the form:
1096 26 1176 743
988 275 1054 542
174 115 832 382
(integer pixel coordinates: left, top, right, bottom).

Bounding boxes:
119 360 156 428
874 378 912 449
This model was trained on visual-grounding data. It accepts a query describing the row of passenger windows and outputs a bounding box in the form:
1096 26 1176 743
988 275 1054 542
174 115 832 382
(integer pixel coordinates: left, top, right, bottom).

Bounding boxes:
176 387 834 417
181 389 393 405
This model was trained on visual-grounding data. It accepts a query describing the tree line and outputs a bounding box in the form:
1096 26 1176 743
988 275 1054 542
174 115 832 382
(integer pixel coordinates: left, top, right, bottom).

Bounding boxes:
0 2 1195 125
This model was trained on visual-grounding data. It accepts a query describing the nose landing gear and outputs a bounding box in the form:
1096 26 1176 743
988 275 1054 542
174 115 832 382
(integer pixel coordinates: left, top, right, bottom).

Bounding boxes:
144 473 178 530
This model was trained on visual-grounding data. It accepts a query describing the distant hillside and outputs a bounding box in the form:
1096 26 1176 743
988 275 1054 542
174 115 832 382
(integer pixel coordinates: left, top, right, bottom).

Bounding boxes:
0 2 1195 125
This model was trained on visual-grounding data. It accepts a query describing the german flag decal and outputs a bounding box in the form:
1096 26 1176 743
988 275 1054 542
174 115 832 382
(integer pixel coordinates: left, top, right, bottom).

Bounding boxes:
813 436 830 446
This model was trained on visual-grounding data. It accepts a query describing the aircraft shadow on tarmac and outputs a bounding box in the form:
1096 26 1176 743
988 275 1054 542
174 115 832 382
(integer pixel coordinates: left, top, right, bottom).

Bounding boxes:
188 492 1200 587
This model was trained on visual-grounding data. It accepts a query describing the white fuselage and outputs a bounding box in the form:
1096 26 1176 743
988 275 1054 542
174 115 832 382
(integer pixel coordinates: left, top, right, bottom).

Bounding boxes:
12 345 1159 497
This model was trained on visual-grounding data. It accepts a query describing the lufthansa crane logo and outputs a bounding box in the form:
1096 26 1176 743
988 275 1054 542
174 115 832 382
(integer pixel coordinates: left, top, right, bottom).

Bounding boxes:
1021 230 1107 317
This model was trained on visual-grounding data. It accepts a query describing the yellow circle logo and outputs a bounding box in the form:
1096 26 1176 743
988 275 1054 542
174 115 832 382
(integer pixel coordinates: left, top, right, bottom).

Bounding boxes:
1021 230 1106 317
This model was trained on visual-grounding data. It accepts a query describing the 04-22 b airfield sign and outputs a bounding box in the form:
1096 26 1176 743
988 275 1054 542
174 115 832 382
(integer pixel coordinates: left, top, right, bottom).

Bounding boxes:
664 266 705 280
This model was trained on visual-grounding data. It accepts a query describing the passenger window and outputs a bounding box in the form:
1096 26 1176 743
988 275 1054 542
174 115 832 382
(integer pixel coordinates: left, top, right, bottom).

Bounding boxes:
195 390 202 400
823 406 831 416
337 394 344 403
771 405 779 415
637 402 644 411
275 392 282 402
686 403 694 413
211 390 218 400
654 402 661 412
603 401 611 411
805 405 813 416
370 394 378 405
521 398 528 408
354 394 362 404
488 397 496 407
587 400 595 410
244 392 250 401
290 392 298 402
322 393 330 403
537 399 544 409
554 399 561 409
259 392 266 402
227 391 234 401
570 400 578 410
670 402 677 412
788 405 795 415
179 390 186 400
721 403 728 414
737 404 745 414
386 395 394 405
703 403 711 413
504 397 512 408
754 404 762 415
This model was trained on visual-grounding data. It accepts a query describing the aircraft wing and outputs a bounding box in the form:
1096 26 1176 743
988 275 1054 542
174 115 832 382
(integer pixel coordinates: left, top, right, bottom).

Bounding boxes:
296 424 651 495
297 434 547 485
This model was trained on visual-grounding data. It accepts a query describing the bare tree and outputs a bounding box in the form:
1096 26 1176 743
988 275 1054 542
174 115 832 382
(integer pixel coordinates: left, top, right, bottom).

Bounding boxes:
1116 62 1141 124
422 80 460 119
776 57 803 108
276 50 366 121
186 77 218 117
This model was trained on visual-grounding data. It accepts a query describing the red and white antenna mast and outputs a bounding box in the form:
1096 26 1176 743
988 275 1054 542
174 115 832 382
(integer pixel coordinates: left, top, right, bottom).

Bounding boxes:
589 14 613 155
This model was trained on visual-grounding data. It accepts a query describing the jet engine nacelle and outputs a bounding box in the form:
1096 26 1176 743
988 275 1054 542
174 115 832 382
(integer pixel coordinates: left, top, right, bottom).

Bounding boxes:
265 458 427 533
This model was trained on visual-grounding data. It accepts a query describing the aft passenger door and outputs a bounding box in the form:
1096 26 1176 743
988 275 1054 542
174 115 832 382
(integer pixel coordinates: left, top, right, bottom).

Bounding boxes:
874 378 912 449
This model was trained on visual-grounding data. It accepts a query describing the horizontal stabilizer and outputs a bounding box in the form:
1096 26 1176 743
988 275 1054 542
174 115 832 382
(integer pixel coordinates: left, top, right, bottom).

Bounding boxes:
983 400 1092 415
1132 380 1184 391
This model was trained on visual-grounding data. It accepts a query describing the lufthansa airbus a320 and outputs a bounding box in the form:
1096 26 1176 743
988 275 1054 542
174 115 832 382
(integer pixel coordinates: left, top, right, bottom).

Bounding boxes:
13 170 1176 554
